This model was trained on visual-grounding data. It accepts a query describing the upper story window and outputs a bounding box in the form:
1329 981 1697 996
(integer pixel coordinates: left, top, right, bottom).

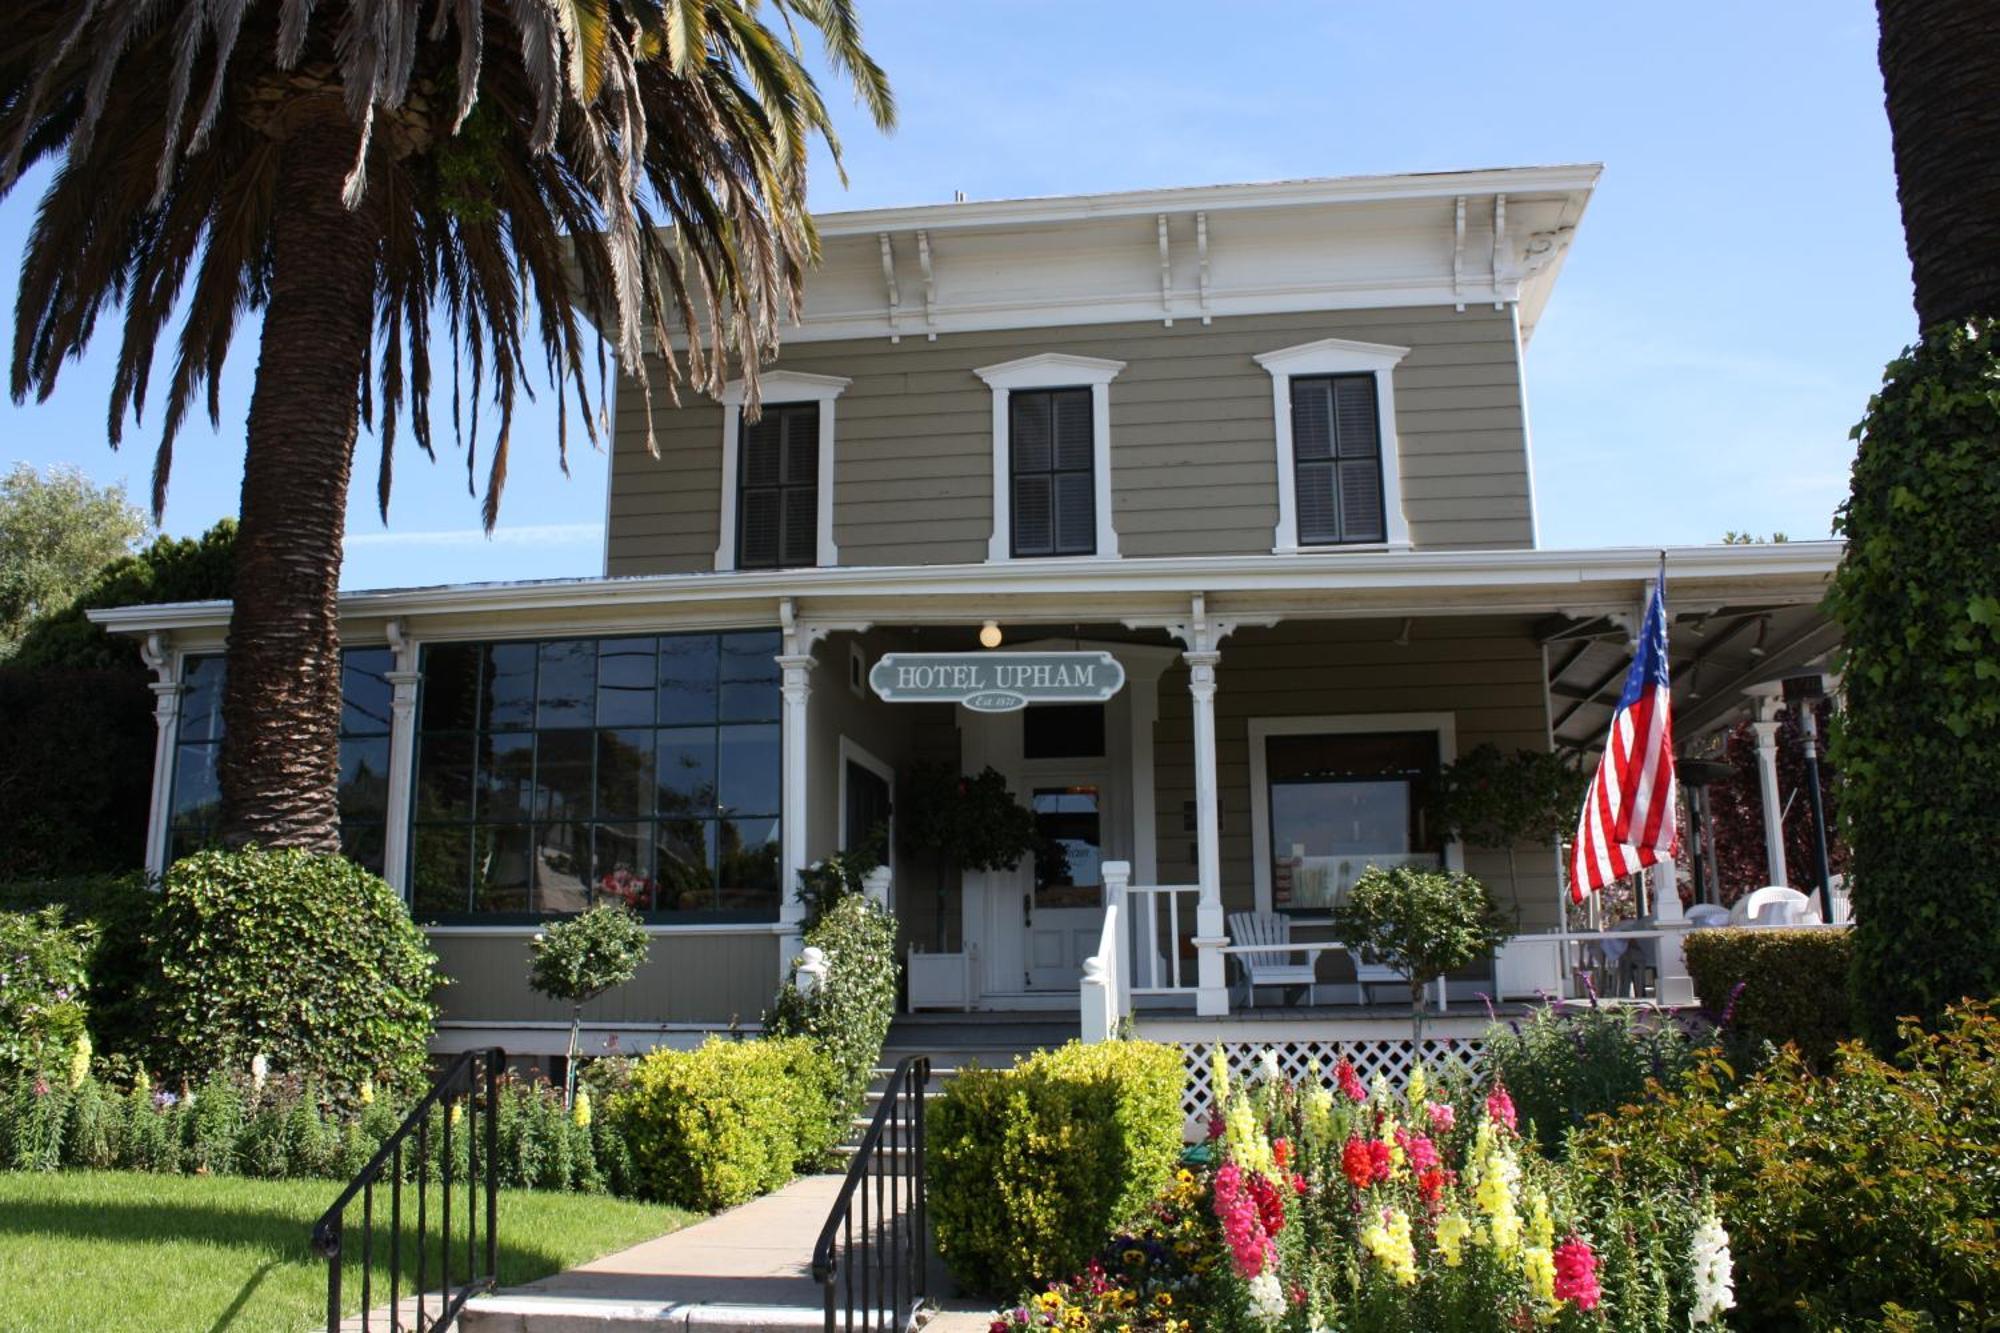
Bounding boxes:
737 402 820 569
1254 337 1413 552
1290 374 1385 545
1009 388 1096 557
974 353 1125 562
715 371 849 572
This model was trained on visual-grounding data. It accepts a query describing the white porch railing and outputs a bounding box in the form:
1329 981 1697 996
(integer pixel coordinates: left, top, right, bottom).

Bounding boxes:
1127 882 1201 996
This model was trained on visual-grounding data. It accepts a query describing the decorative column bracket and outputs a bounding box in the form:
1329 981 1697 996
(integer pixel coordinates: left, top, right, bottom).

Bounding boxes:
382 618 423 895
775 601 872 979
140 632 180 879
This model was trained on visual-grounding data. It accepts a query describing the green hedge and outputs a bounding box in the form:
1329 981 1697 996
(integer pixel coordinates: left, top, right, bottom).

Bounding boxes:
150 849 441 1092
0 873 159 1064
1684 927 1854 1066
929 1040 1185 1298
609 1037 839 1212
766 894 899 1132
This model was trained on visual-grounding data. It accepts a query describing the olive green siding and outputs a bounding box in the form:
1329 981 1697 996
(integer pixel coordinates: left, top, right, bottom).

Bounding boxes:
1151 616 1561 936
606 306 1531 574
428 931 779 1027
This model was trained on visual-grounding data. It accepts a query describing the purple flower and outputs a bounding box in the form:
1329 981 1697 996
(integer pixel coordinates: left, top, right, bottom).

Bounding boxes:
1477 991 1498 1022
153 1090 178 1109
1718 980 1748 1031
1581 968 1601 1009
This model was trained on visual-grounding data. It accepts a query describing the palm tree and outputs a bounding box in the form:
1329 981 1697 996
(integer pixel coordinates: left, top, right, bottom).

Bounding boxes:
1 1 891 852
1830 0 2000 1042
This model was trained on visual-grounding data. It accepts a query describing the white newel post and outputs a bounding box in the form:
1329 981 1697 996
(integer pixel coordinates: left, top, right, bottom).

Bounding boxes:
1187 647 1229 1016
1103 859 1132 1021
1747 687 1789 887
1649 856 1695 1005
382 619 421 894
140 634 179 879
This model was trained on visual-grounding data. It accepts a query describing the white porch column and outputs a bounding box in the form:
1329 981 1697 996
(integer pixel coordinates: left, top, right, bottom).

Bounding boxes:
1186 646 1228 1015
1747 686 1789 887
381 619 421 894
139 634 180 879
776 647 815 973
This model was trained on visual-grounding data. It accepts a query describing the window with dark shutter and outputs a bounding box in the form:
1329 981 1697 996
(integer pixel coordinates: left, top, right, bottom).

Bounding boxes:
1010 387 1095 557
736 402 819 569
1290 374 1385 545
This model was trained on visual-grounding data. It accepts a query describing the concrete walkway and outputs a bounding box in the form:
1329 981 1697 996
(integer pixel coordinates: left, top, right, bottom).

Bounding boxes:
460 1174 982 1332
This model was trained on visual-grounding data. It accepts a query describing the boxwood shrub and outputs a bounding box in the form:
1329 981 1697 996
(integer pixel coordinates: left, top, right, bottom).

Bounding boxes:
149 849 441 1092
929 1039 1185 1298
766 893 899 1135
609 1036 839 1212
1684 927 1853 1066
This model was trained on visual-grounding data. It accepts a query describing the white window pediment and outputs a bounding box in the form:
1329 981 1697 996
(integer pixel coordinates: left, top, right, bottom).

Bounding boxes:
1254 337 1412 553
715 370 851 571
973 353 1126 562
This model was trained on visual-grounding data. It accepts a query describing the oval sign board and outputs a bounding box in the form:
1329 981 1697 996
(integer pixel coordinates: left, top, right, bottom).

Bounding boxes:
868 651 1127 712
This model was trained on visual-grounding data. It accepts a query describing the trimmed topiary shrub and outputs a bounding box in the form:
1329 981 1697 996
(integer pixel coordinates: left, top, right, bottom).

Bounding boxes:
929 1039 1185 1299
1332 865 1506 1037
527 903 650 1105
1829 321 2000 1046
766 893 899 1137
1684 927 1854 1067
148 849 441 1092
609 1036 839 1212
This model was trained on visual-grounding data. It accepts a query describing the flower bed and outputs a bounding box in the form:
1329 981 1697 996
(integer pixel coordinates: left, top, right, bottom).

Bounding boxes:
998 1049 1732 1331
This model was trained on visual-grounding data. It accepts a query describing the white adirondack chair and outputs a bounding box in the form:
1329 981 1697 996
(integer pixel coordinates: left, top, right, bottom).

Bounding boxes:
1227 911 1325 1008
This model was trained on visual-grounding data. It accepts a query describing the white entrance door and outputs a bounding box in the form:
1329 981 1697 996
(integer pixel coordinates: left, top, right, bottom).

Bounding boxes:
1023 781 1108 990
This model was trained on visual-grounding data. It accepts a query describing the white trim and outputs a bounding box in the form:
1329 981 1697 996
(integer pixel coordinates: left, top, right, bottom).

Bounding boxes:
714 371 850 572
1255 337 1413 553
836 735 896 889
1247 712 1462 915
1507 303 1543 548
973 353 1126 562
422 922 792 937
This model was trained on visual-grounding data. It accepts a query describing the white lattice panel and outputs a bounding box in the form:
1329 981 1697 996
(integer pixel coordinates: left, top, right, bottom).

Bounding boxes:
1174 1035 1486 1136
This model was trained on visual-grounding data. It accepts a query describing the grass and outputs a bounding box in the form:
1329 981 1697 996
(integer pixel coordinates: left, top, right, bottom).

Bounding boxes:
0 1170 692 1333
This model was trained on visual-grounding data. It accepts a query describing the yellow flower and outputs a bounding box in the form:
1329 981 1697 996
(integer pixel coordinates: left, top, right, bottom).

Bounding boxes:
1470 1124 1523 1254
1211 1045 1231 1106
1435 1212 1472 1267
359 1079 375 1106
1523 1244 1557 1310
69 1032 92 1090
1224 1096 1275 1178
1406 1064 1428 1108
1362 1207 1419 1285
573 1087 593 1129
1526 1188 1554 1251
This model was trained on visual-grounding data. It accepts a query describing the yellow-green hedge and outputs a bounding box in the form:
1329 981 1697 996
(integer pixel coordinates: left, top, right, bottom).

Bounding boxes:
928 1039 1184 1298
609 1036 838 1211
1684 927 1853 1065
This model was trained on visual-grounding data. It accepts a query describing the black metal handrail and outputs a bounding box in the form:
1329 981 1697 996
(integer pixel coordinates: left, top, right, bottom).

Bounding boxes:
311 1048 503 1332
812 1055 931 1333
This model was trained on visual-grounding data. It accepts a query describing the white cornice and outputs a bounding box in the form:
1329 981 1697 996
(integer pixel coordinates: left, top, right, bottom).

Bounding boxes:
1254 337 1412 375
973 352 1127 389
719 369 851 406
89 542 1841 637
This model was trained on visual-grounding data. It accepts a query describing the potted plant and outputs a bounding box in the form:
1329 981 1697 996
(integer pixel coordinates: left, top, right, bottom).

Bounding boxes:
1332 864 1506 1040
1426 744 1586 906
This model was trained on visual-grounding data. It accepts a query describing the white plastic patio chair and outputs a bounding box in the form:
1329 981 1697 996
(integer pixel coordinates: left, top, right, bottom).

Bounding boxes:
1227 911 1325 1008
1730 886 1822 927
1686 904 1731 929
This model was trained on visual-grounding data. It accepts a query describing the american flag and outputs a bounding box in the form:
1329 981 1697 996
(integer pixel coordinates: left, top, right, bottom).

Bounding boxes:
1569 572 1679 902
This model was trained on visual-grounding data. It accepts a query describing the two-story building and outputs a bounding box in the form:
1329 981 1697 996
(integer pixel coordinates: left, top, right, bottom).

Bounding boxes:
95 164 1842 1061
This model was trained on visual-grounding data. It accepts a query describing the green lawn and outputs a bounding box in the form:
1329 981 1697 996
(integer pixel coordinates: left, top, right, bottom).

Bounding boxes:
0 1170 692 1333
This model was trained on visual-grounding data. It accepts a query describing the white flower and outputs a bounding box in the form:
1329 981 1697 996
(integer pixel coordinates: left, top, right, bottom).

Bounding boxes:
1252 1048 1282 1087
1691 1211 1736 1324
250 1053 269 1092
1246 1271 1286 1322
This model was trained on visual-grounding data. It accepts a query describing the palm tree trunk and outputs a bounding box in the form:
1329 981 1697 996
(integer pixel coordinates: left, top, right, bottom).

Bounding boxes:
218 107 379 850
1878 0 2000 327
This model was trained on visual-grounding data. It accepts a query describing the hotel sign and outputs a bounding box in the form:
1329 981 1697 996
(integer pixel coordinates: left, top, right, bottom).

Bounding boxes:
868 651 1127 713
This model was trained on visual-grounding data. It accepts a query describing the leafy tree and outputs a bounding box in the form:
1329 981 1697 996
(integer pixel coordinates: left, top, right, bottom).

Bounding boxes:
1719 531 1790 545
1333 865 1506 1040
898 762 1040 950
10 520 236 671
1 2 892 853
0 463 147 659
1426 744 1585 907
1825 0 2000 1042
529 904 650 1105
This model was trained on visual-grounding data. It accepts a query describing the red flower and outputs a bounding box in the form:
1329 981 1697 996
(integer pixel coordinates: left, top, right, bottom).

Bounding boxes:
1369 1137 1394 1182
1485 1083 1519 1135
1336 1058 1367 1102
1291 1172 1309 1196
1553 1236 1602 1311
1272 1136 1292 1171
1341 1135 1376 1190
1248 1170 1287 1236
1416 1165 1451 1206
1396 1129 1440 1174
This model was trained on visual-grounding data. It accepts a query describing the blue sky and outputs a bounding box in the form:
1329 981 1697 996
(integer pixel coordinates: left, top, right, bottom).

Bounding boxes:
0 1 1910 591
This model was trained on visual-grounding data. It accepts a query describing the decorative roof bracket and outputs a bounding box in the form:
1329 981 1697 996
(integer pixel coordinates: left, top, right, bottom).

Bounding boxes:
877 232 902 343
1452 195 1467 311
1195 211 1212 324
1157 213 1174 326
916 230 938 339
1490 194 1507 310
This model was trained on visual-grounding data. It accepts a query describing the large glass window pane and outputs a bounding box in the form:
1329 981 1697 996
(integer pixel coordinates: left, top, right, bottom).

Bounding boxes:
595 729 657 820
340 822 386 877
483 643 537 730
338 736 392 821
171 741 221 824
592 823 655 911
471 825 533 913
534 730 593 822
476 732 534 822
656 728 717 817
179 656 226 743
658 634 718 725
420 642 482 732
718 630 780 722
341 648 395 736
1266 731 1440 912
596 638 657 727
716 816 780 914
411 826 472 916
537 640 595 729
717 723 780 816
414 733 475 821
532 822 592 914
654 818 717 912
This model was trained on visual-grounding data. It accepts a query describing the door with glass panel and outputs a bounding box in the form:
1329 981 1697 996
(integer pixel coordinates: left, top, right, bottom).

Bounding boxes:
1022 781 1110 990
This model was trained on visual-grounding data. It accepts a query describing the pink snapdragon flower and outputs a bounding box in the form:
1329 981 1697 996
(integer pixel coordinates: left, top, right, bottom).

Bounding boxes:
1485 1083 1518 1134
1553 1236 1602 1311
1335 1058 1367 1102
1213 1162 1275 1278
1426 1100 1456 1133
